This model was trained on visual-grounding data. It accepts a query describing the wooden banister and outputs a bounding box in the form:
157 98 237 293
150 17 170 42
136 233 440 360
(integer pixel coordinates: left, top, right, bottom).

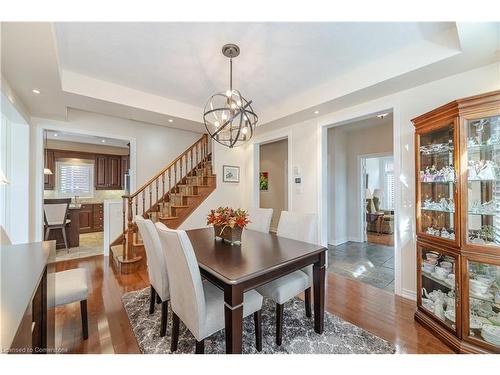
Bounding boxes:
124 134 208 200
120 133 210 261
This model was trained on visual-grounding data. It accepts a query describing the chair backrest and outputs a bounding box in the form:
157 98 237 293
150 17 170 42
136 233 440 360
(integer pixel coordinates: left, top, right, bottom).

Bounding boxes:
43 199 70 226
246 207 273 233
277 211 318 244
0 225 12 245
155 223 206 339
135 216 169 301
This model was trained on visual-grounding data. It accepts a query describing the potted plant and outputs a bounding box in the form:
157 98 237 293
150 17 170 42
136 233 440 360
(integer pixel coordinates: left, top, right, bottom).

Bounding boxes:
206 207 250 245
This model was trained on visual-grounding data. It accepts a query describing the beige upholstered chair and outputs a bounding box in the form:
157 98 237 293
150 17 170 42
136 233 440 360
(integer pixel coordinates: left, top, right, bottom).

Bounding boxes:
245 207 273 233
155 223 263 353
256 211 318 345
43 198 71 250
135 215 170 337
49 268 89 340
0 225 12 245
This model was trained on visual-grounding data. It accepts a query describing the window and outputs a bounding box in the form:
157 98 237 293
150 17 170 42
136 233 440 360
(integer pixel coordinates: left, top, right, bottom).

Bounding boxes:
57 161 94 198
384 160 395 210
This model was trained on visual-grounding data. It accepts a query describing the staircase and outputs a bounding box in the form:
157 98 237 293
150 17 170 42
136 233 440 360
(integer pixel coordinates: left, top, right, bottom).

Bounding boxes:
110 134 215 274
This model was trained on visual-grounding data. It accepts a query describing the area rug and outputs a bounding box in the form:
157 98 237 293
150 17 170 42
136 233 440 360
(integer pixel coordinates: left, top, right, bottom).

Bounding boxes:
122 287 396 354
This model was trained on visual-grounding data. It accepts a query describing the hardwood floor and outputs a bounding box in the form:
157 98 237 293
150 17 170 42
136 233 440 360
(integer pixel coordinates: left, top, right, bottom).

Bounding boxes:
53 255 453 354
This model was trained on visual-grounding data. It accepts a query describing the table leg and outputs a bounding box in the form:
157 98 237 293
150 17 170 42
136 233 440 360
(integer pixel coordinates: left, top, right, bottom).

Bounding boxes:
224 285 244 354
313 252 326 334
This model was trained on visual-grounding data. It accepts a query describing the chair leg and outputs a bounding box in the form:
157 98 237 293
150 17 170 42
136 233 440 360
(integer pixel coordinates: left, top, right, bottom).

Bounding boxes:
195 339 205 354
170 313 179 352
304 287 312 318
276 303 284 346
45 227 50 241
254 310 262 352
61 226 69 251
80 300 89 340
156 294 161 304
149 285 156 314
160 300 168 337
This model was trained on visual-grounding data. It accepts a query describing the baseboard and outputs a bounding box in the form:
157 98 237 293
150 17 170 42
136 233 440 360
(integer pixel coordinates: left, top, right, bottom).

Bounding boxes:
347 236 363 243
329 238 347 246
401 288 417 301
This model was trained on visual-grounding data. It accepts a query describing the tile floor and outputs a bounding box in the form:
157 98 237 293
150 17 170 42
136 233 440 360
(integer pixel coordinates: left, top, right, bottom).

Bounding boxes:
327 241 395 292
55 232 104 261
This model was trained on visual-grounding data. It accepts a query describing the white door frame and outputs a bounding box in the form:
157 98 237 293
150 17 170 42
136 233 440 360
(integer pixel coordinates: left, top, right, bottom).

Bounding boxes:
33 122 137 255
319 103 402 296
359 152 393 242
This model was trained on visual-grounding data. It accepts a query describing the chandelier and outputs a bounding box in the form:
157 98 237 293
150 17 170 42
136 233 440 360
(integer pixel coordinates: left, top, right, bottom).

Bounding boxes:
203 44 258 148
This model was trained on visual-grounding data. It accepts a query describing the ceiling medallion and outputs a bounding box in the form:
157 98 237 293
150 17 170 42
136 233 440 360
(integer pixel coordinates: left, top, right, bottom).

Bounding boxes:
203 44 258 148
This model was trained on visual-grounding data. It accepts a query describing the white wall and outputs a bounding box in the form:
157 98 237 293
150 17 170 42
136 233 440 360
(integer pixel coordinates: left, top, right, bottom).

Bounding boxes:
0 92 30 244
244 62 500 298
31 109 202 241
328 126 347 245
180 141 248 230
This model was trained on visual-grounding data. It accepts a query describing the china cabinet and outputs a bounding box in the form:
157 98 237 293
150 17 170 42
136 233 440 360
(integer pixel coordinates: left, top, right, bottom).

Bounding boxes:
412 90 500 354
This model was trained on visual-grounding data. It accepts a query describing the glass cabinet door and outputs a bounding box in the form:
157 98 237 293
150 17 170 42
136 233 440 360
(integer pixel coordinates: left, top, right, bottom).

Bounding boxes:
419 124 457 241
465 115 500 247
420 247 458 332
465 259 500 350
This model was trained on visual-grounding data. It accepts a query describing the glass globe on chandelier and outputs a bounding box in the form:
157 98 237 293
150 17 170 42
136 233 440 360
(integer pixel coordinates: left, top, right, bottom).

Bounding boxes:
203 44 258 148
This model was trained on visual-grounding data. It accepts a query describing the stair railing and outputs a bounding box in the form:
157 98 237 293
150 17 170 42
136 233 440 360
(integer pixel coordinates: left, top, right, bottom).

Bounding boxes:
121 134 209 260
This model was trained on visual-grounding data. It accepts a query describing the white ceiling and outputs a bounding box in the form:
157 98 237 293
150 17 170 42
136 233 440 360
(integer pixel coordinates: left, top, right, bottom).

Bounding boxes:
46 130 129 147
1 22 499 133
54 22 456 109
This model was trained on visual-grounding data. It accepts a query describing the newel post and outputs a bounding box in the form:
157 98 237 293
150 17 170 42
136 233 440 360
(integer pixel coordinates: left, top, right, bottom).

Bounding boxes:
122 195 134 261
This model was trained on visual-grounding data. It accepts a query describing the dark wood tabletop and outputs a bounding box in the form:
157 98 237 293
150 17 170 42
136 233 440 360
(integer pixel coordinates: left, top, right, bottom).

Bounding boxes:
186 227 327 354
186 227 326 285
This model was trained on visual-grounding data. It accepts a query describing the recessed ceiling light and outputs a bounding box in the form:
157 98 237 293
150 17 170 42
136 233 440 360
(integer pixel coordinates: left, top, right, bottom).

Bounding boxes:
53 133 58 137
314 110 320 115
168 119 174 123
101 139 106 143
32 89 41 94
377 113 389 119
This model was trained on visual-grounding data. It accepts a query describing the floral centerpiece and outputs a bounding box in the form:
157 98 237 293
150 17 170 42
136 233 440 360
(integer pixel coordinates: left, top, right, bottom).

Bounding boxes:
206 207 250 245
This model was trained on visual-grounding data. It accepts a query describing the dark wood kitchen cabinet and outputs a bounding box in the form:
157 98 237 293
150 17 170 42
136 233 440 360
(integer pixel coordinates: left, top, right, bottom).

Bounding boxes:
108 156 122 189
79 204 94 233
95 154 123 190
79 203 103 234
44 150 55 190
95 155 108 189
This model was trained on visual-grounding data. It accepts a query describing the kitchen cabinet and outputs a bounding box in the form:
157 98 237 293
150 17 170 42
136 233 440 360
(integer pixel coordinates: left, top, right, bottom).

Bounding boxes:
412 90 500 354
95 154 123 190
79 203 103 234
44 150 55 190
79 204 94 233
95 155 108 189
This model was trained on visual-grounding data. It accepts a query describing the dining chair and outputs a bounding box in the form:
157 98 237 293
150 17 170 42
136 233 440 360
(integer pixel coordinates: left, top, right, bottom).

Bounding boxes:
135 215 170 337
48 268 89 340
245 207 273 233
155 223 264 354
1 225 12 245
43 198 71 250
256 210 318 345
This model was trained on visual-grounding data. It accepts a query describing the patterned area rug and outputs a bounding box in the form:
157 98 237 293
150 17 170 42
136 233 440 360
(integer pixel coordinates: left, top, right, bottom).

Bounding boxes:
122 287 396 354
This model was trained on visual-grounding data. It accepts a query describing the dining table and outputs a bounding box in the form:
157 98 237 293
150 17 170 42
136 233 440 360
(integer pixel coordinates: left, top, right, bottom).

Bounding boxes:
186 227 328 354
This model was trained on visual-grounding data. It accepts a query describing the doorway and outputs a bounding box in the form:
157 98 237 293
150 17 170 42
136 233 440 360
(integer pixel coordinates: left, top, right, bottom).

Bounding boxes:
258 138 288 232
326 112 396 292
41 129 131 261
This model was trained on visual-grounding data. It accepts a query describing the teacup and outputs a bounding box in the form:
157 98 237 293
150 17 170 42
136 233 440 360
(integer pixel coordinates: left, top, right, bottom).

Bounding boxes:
435 266 450 279
426 253 439 262
440 261 453 273
476 275 495 287
422 263 435 273
495 291 500 304
470 279 489 294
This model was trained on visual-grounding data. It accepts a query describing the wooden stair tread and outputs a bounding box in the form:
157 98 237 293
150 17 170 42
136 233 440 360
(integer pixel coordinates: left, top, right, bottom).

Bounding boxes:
158 215 179 220
170 205 189 208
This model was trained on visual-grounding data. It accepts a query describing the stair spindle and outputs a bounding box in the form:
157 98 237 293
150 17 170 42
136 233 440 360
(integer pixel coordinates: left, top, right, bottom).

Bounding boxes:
156 179 159 207
168 168 172 204
162 172 165 204
142 191 145 216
